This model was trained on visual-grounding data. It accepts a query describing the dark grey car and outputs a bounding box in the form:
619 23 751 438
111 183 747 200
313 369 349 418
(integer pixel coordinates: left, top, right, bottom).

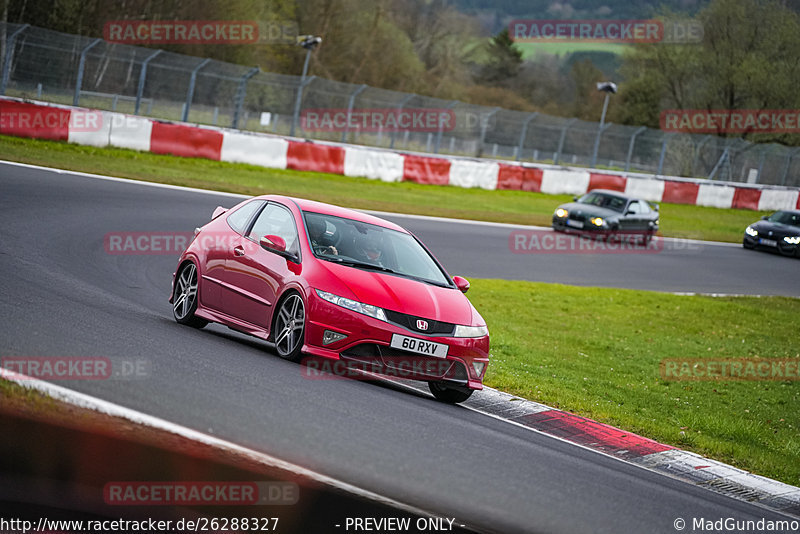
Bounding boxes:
552 189 660 245
743 210 800 258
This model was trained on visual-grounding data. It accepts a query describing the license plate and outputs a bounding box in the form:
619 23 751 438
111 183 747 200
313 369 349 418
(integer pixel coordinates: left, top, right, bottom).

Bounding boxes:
759 238 777 247
566 219 584 229
390 334 448 358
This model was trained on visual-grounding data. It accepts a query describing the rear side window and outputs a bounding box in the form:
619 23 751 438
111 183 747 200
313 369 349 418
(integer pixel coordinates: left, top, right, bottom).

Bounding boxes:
226 200 265 235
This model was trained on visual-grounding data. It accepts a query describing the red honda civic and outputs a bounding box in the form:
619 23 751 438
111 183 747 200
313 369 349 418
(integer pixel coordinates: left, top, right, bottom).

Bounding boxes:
170 195 489 403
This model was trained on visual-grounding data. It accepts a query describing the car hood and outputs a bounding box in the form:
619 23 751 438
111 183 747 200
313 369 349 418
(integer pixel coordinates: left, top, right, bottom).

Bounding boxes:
751 220 800 238
313 261 480 326
559 202 623 219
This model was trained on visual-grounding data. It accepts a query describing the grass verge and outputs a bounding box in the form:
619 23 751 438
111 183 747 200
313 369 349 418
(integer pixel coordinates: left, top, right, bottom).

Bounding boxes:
0 134 769 242
471 279 799 486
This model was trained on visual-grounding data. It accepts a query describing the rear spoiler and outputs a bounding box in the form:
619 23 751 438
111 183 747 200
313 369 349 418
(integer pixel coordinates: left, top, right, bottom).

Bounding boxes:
211 206 228 220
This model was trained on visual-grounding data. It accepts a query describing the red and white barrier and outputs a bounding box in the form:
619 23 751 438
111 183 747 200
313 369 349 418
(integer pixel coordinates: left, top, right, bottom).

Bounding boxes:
2 96 799 212
221 131 288 169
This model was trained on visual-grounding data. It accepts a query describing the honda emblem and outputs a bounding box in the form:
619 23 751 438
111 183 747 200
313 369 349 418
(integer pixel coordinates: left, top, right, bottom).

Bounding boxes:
416 319 428 331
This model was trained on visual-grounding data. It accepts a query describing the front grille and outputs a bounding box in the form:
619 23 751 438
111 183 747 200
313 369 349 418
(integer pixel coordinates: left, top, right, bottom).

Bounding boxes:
384 309 455 336
341 343 455 379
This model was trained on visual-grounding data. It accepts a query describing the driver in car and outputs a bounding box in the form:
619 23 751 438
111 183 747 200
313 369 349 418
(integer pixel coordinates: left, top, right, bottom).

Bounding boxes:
308 218 338 256
355 233 384 265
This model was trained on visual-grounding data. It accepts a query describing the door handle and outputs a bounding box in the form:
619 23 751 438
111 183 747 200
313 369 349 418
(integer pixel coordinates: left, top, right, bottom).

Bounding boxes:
233 245 245 257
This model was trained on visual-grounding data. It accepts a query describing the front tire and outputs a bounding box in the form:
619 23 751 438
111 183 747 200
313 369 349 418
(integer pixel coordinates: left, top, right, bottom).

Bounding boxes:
273 292 306 362
428 382 473 404
173 262 208 328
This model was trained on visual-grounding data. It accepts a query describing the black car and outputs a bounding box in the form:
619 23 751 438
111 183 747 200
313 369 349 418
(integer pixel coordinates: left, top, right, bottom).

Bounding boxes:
743 210 800 257
552 189 660 245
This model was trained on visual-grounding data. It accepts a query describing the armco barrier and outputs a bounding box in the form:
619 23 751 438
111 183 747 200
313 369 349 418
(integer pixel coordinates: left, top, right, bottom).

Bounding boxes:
2 96 799 212
343 147 404 183
108 113 153 152
150 122 223 160
589 172 627 193
403 154 451 186
449 160 499 190
0 100 69 141
221 131 289 169
286 141 345 175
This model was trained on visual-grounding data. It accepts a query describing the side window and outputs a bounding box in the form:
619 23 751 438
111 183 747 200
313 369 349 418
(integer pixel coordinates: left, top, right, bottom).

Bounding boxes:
627 201 641 214
248 203 299 255
227 200 265 235
639 201 651 214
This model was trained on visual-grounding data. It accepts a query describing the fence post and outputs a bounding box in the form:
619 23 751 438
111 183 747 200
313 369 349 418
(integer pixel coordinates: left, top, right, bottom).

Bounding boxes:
290 47 314 137
390 94 415 149
434 101 458 154
182 58 211 123
691 135 713 176
135 49 161 115
341 84 367 143
780 147 800 186
554 118 577 165
591 122 613 167
708 146 730 180
477 107 500 157
1 24 29 95
73 38 102 106
657 133 675 175
516 112 538 161
624 126 647 172
232 66 260 129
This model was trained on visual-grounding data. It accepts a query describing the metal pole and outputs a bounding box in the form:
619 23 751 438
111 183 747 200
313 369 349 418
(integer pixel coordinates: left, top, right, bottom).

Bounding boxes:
708 147 730 180
554 118 577 165
1 24 29 95
624 126 647 172
691 135 713 176
780 147 800 186
599 92 610 128
73 38 102 106
591 122 613 167
341 84 367 142
657 133 675 175
232 66 259 129
182 58 211 122
390 94 415 149
290 47 313 137
477 107 500 157
135 49 161 115
434 101 458 154
516 112 538 161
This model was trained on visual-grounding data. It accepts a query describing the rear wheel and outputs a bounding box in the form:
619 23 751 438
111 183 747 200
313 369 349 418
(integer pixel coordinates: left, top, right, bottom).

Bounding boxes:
428 382 473 404
273 292 305 362
173 262 208 328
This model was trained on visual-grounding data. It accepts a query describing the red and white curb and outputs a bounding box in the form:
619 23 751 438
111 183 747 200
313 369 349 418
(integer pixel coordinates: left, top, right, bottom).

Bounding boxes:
1 96 799 211
387 381 800 518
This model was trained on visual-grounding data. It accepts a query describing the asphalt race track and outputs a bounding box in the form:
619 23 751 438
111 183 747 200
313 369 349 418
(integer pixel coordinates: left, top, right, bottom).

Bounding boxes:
1 161 797 533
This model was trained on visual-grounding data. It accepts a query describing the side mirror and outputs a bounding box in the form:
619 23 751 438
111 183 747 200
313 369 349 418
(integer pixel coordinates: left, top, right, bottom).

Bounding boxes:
761 215 768 220
653 203 659 212
260 234 287 255
453 276 470 293
573 196 578 202
212 206 228 220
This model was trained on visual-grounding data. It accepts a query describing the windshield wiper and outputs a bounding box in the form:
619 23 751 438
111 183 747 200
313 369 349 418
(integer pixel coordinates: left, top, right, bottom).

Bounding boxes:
324 257 398 274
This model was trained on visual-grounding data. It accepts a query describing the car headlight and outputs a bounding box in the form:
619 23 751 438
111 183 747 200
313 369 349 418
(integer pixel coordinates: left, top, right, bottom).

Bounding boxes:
590 217 605 227
745 226 758 237
784 236 800 245
315 289 387 322
555 208 568 218
454 324 489 338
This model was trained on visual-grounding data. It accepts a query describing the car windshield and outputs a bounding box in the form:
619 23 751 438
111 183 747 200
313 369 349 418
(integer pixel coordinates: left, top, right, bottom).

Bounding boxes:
303 211 452 287
577 192 627 212
767 211 800 227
